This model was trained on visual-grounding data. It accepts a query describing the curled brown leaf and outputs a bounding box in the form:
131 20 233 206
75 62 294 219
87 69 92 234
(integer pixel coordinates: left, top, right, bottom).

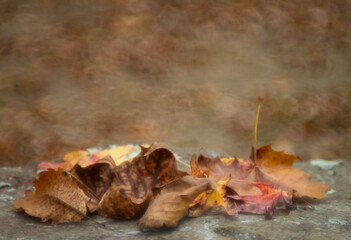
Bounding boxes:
138 176 217 229
98 143 187 219
14 169 89 224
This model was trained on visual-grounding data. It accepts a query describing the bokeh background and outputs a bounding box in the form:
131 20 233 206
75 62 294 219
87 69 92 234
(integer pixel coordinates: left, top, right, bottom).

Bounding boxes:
0 0 350 166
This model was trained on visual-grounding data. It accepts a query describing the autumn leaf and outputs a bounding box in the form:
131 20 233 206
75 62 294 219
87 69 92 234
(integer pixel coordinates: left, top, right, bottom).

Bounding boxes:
190 145 329 199
36 144 141 172
250 100 329 199
228 182 292 218
138 176 217 229
132 144 188 188
85 144 141 167
98 143 187 219
36 150 90 171
71 157 116 213
97 159 153 219
98 181 153 220
71 157 115 199
14 169 90 224
251 145 330 199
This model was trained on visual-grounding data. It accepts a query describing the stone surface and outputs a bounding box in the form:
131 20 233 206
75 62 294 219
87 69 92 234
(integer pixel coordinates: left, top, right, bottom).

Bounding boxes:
0 148 350 240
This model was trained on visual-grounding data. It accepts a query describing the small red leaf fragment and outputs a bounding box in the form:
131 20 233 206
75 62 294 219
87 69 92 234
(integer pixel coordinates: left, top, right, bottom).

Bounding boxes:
228 183 292 218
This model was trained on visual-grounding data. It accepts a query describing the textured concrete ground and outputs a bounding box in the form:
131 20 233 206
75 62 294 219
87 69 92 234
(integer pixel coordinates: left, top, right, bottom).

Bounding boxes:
0 148 350 240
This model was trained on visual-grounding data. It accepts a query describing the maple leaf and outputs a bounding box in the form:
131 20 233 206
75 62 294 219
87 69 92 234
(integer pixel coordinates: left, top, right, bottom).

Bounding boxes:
190 145 330 199
228 183 292 218
14 169 90 224
251 145 330 199
98 143 187 219
138 176 217 229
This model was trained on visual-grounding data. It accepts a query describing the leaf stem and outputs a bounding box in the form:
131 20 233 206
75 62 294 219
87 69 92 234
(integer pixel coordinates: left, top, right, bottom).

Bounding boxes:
294 195 315 209
254 99 262 165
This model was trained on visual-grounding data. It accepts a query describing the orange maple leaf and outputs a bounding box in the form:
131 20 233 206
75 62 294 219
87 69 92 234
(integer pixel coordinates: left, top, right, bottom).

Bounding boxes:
251 145 330 199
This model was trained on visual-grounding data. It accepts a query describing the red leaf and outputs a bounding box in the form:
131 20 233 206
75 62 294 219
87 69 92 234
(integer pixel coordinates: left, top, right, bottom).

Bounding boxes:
228 183 292 218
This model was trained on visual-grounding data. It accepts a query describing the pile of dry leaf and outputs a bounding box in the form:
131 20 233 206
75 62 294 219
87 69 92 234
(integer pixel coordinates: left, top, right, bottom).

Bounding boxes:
14 142 329 229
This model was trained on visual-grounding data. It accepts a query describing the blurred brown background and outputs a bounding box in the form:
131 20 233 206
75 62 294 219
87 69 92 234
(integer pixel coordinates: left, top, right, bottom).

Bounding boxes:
0 0 350 166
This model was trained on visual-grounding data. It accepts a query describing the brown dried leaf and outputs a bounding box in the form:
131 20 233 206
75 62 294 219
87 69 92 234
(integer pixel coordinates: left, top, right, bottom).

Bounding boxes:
98 160 152 219
98 180 152 219
71 156 116 212
134 143 188 188
14 169 89 224
138 176 217 229
98 143 187 219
